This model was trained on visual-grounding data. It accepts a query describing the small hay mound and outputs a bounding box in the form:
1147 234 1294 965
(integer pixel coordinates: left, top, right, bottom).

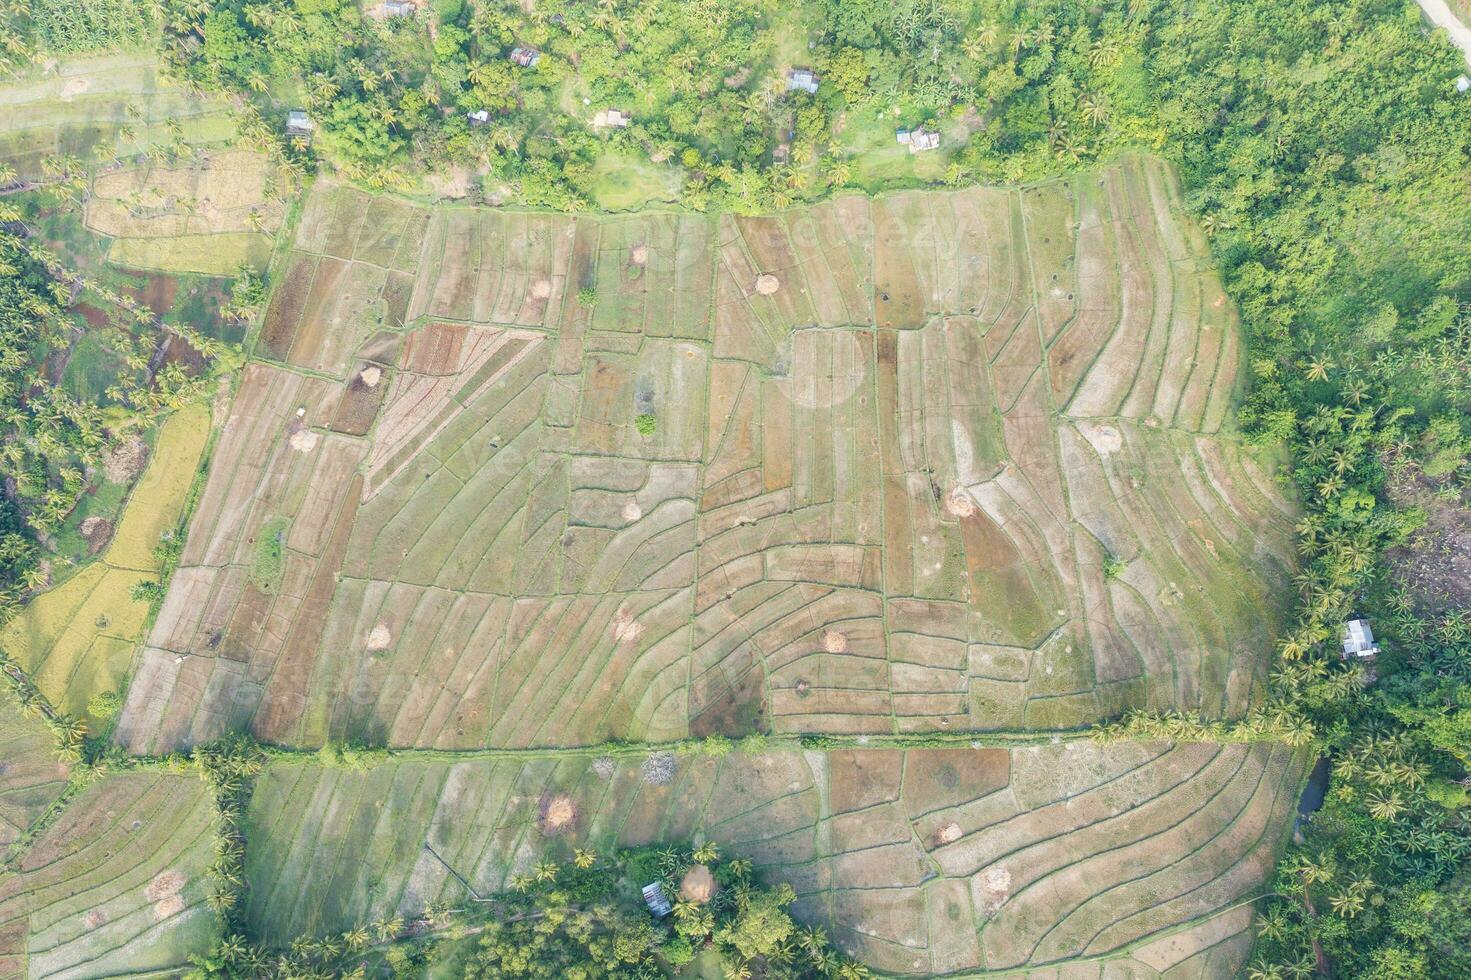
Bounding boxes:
630 244 649 265
679 864 717 904
936 822 963 845
538 793 577 835
365 623 392 651
621 499 643 522
359 365 383 388
104 436 149 484
1093 424 1123 454
641 752 676 785
978 865 1012 910
754 274 780 296
79 516 114 555
612 606 645 644
943 488 977 518
288 429 319 453
145 870 186 903
146 869 187 918
820 629 848 653
591 756 617 779
530 279 553 300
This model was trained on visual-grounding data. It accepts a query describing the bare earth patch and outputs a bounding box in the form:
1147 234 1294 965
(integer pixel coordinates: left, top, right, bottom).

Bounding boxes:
103 436 149 484
288 429 319 453
60 76 91 100
679 864 717 903
1385 464 1471 613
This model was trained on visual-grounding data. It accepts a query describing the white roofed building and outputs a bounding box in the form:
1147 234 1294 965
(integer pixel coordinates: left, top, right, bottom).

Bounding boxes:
787 67 819 94
1341 619 1380 660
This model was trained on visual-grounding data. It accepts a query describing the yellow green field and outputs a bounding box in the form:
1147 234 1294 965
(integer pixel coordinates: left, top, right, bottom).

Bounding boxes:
0 403 210 722
106 231 275 276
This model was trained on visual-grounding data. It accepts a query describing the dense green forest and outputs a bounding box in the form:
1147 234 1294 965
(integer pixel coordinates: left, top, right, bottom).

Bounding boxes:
1 0 1469 976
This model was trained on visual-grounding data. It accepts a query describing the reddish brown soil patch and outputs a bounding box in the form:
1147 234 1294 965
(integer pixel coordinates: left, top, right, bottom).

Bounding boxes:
103 436 149 484
74 302 111 329
155 334 208 379
1385 464 1471 614
537 793 577 835
934 821 963 845
679 864 716 903
403 322 469 375
79 516 114 555
121 270 180 319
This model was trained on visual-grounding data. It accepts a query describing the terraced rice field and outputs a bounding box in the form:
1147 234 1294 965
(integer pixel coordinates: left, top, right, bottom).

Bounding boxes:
241 741 1304 975
0 152 1305 978
115 155 1296 756
0 773 218 979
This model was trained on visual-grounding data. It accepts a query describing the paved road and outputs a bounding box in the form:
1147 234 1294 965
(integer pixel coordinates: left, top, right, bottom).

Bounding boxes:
1417 0 1471 69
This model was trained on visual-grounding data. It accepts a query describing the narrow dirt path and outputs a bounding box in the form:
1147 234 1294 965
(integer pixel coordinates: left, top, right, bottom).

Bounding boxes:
1417 0 1471 69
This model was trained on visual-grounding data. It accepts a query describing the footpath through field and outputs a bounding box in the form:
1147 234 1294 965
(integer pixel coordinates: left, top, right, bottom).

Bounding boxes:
1417 0 1471 68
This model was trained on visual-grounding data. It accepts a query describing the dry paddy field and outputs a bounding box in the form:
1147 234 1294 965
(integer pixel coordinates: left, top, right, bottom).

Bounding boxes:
240 741 1304 975
54 154 1309 977
115 155 1296 755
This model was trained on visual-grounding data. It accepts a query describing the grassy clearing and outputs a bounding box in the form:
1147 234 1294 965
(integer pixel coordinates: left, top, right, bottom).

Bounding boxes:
0 404 210 721
589 150 683 211
249 517 290 594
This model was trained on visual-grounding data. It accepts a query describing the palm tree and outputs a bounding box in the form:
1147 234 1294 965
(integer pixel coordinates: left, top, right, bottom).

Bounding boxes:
1366 789 1406 821
1305 356 1331 381
1080 93 1110 128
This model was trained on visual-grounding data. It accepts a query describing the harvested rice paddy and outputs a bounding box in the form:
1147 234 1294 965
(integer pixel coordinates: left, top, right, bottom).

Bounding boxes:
117 155 1295 756
1 152 1307 978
